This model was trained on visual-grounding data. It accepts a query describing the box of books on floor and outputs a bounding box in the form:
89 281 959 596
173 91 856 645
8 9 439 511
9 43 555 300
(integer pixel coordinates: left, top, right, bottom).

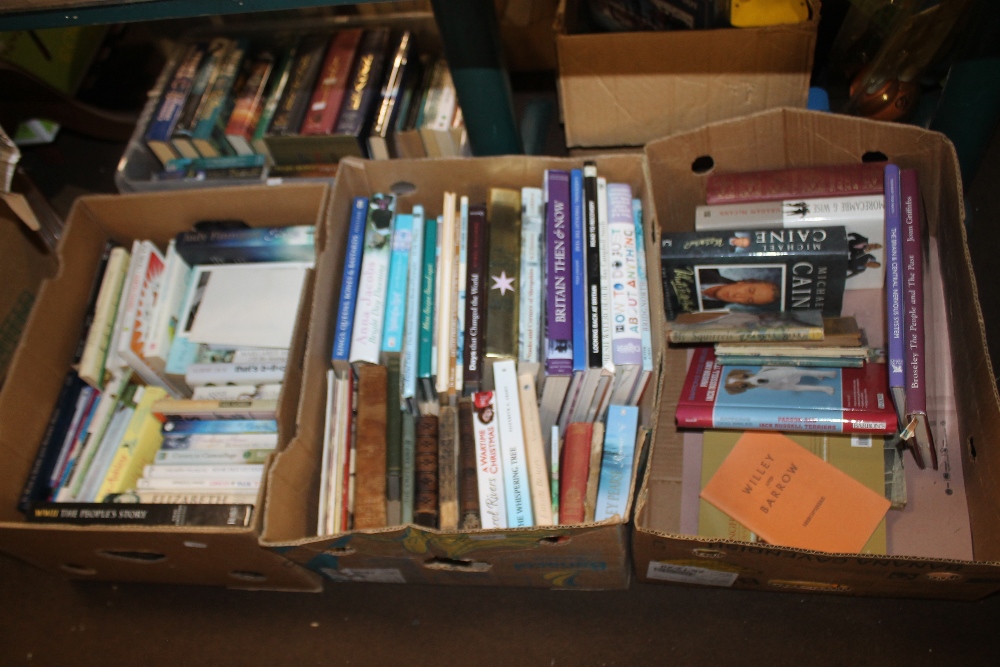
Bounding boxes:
0 184 328 591
631 108 1000 600
261 154 661 588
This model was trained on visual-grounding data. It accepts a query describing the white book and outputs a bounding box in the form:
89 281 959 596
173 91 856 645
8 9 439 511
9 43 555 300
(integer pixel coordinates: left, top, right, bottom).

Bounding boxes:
133 490 258 505
454 197 469 396
401 206 425 413
143 464 264 479
154 449 269 465
596 177 614 376
332 372 353 534
184 361 286 387
518 186 544 382
144 240 192 371
136 476 260 491
430 217 441 386
447 197 462 398
606 183 642 407
518 372 553 526
115 241 175 393
190 384 282 401
349 195 396 366
493 359 533 527
436 192 457 397
231 348 289 364
318 370 335 535
472 390 507 529
78 246 130 389
159 432 278 450
106 240 143 373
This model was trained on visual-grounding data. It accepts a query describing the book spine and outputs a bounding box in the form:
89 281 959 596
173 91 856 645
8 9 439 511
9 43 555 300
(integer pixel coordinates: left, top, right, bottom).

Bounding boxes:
93 388 167 501
49 388 99 493
414 414 439 528
78 247 130 389
457 397 480 529
18 374 84 512
436 193 457 396
318 369 336 535
27 502 253 527
401 410 416 524
570 168 588 373
583 163 603 369
385 357 403 526
300 29 363 135
559 422 593 524
174 225 315 265
74 243 112 368
252 40 298 152
463 204 488 394
630 200 654 404
154 448 272 465
706 163 886 204
224 52 275 154
333 28 390 150
455 197 469 395
184 362 285 387
146 43 205 164
518 372 553 526
607 183 642 367
136 475 260 491
353 364 388 529
144 242 191 368
267 35 329 136
886 164 904 390
472 391 506 528
369 31 414 158
191 40 247 157
151 398 277 421
545 170 574 376
160 432 278 450
594 405 639 522
332 197 369 371
130 491 257 504
493 360 533 527
438 405 459 530
349 194 396 366
191 384 282 401
583 421 605 523
336 372 354 533
401 207 425 410
162 419 277 434
519 187 545 369
484 189 522 385
597 177 613 375
381 213 413 354
448 199 463 398
417 212 438 395
714 355 865 368
174 38 231 140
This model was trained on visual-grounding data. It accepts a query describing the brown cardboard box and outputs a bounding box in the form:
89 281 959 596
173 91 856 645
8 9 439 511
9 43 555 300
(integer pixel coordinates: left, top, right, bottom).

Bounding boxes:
261 154 663 589
554 0 819 149
0 184 328 591
632 108 1000 600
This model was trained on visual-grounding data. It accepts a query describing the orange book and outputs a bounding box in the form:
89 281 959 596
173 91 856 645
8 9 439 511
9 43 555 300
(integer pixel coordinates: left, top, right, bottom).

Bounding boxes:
700 431 890 553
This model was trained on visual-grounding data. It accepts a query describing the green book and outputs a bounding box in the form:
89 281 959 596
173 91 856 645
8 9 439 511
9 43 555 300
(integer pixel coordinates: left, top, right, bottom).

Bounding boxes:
251 39 298 157
418 214 438 409
483 188 522 390
401 411 416 524
191 39 247 158
386 356 403 526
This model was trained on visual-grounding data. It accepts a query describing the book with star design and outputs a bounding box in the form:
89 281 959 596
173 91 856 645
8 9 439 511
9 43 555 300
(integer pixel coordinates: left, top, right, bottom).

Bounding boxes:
483 188 522 390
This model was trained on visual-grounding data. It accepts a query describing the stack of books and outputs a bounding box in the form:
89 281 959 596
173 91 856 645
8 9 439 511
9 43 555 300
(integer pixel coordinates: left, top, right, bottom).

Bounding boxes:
319 161 654 534
663 162 933 554
19 226 313 526
142 28 467 182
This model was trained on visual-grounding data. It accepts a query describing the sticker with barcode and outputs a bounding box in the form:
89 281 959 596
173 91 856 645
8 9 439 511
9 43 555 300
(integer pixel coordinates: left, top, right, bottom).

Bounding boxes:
321 568 406 584
851 434 873 448
646 561 738 587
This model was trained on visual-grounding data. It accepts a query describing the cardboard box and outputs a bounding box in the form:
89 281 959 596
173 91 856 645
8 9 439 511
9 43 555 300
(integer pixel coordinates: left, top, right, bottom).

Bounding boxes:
554 0 819 149
632 108 1000 600
261 154 663 589
0 184 329 591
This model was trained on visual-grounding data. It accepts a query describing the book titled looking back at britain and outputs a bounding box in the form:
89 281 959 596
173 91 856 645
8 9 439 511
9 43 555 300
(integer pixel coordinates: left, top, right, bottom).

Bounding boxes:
660 226 848 321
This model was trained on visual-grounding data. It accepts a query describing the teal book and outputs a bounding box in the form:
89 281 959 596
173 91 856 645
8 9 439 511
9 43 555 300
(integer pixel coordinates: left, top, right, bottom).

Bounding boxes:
381 213 414 357
417 213 438 408
594 404 639 522
191 39 248 158
401 207 425 414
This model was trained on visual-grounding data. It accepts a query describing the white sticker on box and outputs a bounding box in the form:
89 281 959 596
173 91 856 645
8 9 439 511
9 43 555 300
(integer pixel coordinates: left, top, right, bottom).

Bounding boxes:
851 435 873 448
321 568 406 584
646 561 738 587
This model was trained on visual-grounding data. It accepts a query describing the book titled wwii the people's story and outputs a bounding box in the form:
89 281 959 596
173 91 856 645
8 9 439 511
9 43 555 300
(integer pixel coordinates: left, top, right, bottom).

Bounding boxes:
660 226 848 321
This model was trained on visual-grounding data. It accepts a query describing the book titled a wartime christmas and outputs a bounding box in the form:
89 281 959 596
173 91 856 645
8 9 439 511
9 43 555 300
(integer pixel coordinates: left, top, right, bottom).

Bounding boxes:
660 226 848 321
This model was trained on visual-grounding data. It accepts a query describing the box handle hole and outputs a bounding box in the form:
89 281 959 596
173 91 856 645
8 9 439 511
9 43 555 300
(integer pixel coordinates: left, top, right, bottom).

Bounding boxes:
538 535 571 546
423 557 492 573
229 570 268 582
691 155 714 174
97 550 166 563
391 181 417 196
60 563 97 576
183 541 208 549
968 436 977 461
861 151 889 163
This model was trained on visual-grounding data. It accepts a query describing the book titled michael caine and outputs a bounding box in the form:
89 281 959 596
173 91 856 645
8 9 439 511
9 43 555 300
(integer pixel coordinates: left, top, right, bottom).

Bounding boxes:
660 226 848 321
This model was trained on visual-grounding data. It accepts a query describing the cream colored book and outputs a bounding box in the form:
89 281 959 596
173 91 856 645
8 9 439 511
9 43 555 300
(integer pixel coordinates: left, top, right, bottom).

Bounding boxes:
518 371 552 526
78 247 130 389
436 192 457 397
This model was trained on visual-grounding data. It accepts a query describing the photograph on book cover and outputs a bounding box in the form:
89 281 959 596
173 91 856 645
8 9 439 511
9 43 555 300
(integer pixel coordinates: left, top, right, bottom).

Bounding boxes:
694 264 785 313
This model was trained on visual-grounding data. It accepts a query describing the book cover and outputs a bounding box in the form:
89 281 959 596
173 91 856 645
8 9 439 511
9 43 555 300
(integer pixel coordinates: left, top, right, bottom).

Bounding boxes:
146 42 206 166
606 182 642 405
225 51 276 155
629 199 654 405
699 430 756 543
463 204 488 395
884 164 905 422
266 34 329 136
414 414 439 528
472 391 506 529
544 170 573 377
332 27 390 158
583 421 605 523
706 163 885 205
901 168 936 470
594 405 639 522
174 225 315 265
26 502 254 527
676 347 897 434
300 29 363 136
349 193 396 367
518 372 553 526
173 38 232 159
700 431 891 553
519 186 545 378
559 421 593 525
251 40 298 156
417 211 438 410
401 206 425 412
418 58 459 157
353 364 388 529
332 197 369 373
457 397 481 529
493 360 533 527
660 226 849 320
369 31 415 160
668 310 826 344
190 40 247 158
484 189 522 389
381 212 413 356
438 405 459 530
385 356 403 526
436 192 457 397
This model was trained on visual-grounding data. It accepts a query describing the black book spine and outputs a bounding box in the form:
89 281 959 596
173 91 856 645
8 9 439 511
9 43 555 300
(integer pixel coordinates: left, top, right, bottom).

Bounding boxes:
463 204 488 395
269 35 329 136
73 242 113 365
333 27 391 153
26 502 254 527
583 162 603 368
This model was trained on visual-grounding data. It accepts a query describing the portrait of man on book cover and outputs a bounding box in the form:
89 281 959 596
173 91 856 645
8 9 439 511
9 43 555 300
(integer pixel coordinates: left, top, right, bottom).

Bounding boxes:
695 265 784 314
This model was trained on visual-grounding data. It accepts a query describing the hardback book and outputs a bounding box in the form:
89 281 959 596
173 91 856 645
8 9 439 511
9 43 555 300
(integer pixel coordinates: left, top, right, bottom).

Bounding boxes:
695 195 886 290
660 226 849 320
454 197 469 396
191 40 248 158
354 364 388 529
709 316 863 348
900 168 936 470
706 163 886 205
329 27 390 159
401 410 416 524
78 246 130 390
332 197 369 374
884 164 905 425
606 182 642 406
349 193 396 367
457 397 481 529
435 192 458 399
713 355 865 369
700 431 890 553
629 199 654 405
493 360 533 527
594 405 640 522
300 29 363 136
437 405 459 530
251 40 298 157
150 397 278 421
518 186 545 382
94 387 168 502
414 413 439 528
172 38 232 159
418 58 459 157
385 357 403 526
483 188 522 390
583 421 605 523
265 34 329 137
667 310 826 344
518 372 554 526
143 241 191 376
401 206 425 413
184 361 285 388
224 51 276 156
368 31 415 160
472 390 507 529
462 204 489 395
713 342 870 361
417 211 438 412
146 42 206 166
676 347 898 435
559 422 593 524
26 502 254 527
381 212 413 360
174 224 315 265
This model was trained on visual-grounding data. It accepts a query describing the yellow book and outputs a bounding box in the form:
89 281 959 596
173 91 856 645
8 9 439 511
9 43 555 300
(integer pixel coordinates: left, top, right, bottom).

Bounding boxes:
94 386 167 501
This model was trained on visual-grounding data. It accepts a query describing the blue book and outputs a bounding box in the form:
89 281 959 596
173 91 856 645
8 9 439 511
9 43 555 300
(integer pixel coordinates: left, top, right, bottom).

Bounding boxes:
173 224 313 265
146 42 206 165
594 404 640 522
629 199 654 405
401 207 425 413
570 168 588 373
455 197 469 394
381 213 414 356
417 216 438 405
332 197 369 373
884 164 905 422
162 419 278 434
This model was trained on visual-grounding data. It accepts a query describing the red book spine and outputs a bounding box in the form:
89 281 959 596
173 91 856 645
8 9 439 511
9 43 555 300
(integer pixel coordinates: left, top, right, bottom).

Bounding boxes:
559 422 593 524
353 364 387 530
674 346 721 429
706 164 885 204
838 364 898 435
300 29 362 136
224 56 274 141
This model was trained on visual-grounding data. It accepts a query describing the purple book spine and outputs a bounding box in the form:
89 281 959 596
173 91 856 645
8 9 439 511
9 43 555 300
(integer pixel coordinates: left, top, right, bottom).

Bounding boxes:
884 165 904 389
607 183 643 366
463 205 488 391
545 170 573 376
900 169 926 415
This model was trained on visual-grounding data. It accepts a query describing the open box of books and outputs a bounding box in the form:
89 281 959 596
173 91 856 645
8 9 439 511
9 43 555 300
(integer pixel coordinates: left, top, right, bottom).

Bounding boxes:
631 108 1000 600
0 183 329 591
261 154 662 589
